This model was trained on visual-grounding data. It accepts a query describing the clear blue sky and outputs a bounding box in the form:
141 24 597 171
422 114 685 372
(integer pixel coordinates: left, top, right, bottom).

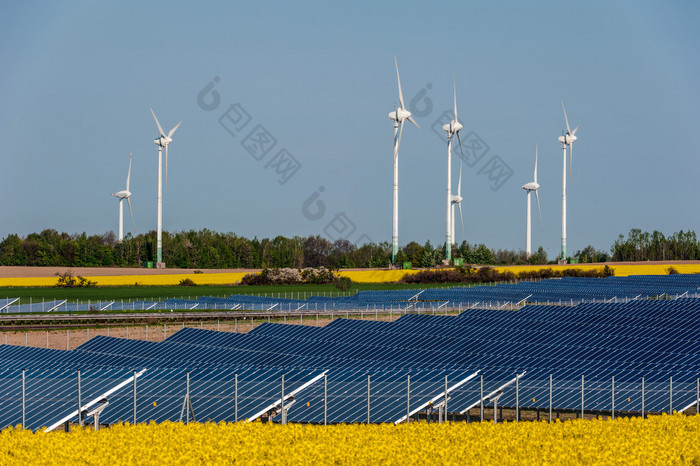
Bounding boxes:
1 1 698 257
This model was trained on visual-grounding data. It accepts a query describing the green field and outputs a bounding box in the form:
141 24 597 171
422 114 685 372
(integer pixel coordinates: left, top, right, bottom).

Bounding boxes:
0 282 472 302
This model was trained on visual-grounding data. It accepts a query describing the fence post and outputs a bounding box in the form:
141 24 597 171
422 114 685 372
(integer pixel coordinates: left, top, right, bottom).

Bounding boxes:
133 370 137 424
515 372 519 422
21 369 26 428
367 374 371 424
163 324 166 341
324 373 328 427
549 374 553 423
234 373 238 423
480 374 484 422
46 331 49 349
443 375 448 424
281 373 286 425
87 328 90 341
611 375 615 420
641 377 645 418
581 374 584 419
146 325 148 341
25 332 27 346
406 374 411 423
185 372 190 424
77 370 83 427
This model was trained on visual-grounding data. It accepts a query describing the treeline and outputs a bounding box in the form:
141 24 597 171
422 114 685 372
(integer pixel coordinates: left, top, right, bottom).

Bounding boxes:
0 229 520 268
611 229 699 261
0 228 697 269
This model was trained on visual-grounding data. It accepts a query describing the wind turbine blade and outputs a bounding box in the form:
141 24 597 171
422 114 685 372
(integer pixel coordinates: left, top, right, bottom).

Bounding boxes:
572 125 579 137
396 120 405 153
535 189 542 224
168 121 182 138
561 101 571 134
407 115 420 129
126 152 132 191
458 202 464 236
456 131 464 158
165 145 169 193
127 197 135 234
394 56 405 110
534 144 538 183
453 78 458 122
150 108 166 137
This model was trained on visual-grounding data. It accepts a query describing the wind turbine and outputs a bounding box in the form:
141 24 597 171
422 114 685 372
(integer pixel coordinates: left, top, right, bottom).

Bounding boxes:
387 56 419 265
522 145 542 257
111 153 135 242
557 102 578 262
150 108 181 267
442 80 464 262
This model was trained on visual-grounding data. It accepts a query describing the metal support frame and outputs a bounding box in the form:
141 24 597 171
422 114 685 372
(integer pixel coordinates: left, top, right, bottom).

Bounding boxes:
459 373 525 416
324 373 328 426
234 373 238 422
45 369 147 432
394 371 480 424
246 371 327 423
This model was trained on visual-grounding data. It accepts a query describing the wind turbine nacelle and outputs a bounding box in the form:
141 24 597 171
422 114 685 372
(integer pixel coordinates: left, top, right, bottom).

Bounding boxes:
113 190 131 199
522 182 539 191
558 135 566 144
566 134 577 144
451 194 462 203
388 111 398 121
396 108 412 122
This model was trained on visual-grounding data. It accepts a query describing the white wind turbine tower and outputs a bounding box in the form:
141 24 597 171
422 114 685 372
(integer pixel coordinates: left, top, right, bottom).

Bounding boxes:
522 145 542 257
450 161 464 249
111 153 135 242
388 56 420 265
442 80 464 262
557 102 578 263
150 108 181 267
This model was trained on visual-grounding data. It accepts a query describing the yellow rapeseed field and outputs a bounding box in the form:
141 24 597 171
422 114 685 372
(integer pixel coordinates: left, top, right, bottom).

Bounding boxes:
1 263 699 287
2 415 699 465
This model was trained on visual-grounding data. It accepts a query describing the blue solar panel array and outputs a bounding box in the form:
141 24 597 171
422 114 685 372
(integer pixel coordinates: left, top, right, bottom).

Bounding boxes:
3 274 700 313
1 277 699 430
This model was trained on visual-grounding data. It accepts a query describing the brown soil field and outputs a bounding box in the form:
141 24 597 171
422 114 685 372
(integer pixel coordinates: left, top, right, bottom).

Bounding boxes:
1 314 401 350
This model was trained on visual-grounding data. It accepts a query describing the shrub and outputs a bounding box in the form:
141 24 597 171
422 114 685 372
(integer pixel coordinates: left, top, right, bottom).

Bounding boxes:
667 266 679 275
400 266 614 284
179 278 198 287
55 270 96 288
